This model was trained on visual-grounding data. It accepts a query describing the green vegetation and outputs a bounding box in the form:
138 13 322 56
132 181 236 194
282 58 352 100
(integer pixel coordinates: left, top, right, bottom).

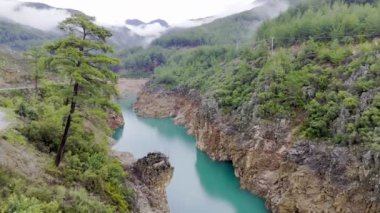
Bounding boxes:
9 87 132 212
44 14 118 166
256 0 380 46
116 2 282 76
150 0 380 149
0 167 118 212
2 0 380 210
153 4 277 48
0 14 132 212
0 20 54 51
0 50 33 87
117 46 169 76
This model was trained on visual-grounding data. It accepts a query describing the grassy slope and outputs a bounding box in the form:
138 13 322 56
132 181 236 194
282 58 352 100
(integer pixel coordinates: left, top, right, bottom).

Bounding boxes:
0 88 132 212
0 48 132 212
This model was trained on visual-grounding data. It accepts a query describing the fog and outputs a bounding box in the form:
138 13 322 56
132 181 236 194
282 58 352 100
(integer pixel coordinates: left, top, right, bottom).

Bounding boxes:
0 0 70 31
176 0 289 28
0 0 291 41
126 23 168 37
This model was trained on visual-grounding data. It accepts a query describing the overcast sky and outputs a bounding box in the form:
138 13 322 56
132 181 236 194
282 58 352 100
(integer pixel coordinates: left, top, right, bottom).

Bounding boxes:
17 0 257 25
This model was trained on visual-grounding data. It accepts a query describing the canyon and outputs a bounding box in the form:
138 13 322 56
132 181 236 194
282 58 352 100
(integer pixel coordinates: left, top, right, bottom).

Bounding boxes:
134 84 380 213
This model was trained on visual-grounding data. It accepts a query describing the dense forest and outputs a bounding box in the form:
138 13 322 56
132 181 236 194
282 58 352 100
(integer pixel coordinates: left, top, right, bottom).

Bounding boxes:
148 0 380 148
256 0 380 46
116 0 287 76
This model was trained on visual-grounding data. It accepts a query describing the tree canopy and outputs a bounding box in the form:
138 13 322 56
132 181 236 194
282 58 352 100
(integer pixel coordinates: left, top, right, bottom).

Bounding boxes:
45 14 118 166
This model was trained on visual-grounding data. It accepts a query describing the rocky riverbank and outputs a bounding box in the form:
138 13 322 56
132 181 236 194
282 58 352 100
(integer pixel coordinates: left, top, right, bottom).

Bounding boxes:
134 84 380 213
112 151 173 213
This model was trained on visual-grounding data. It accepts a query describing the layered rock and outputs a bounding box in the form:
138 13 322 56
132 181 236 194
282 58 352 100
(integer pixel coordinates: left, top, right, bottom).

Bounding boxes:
134 85 380 213
112 151 174 213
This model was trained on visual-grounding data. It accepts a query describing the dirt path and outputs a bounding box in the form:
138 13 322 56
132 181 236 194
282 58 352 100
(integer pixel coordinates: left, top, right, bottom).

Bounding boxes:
0 110 9 131
0 86 33 91
117 78 149 97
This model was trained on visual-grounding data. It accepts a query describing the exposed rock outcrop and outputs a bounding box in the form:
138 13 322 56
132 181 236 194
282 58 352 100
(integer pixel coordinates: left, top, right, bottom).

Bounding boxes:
134 84 380 213
107 110 124 130
112 151 173 213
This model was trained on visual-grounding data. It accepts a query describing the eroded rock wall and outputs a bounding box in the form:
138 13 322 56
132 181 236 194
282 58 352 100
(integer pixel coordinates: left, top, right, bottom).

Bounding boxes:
112 151 174 213
134 85 380 213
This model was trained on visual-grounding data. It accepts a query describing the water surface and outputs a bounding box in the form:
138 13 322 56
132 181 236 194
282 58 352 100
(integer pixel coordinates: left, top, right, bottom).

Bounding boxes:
113 98 270 213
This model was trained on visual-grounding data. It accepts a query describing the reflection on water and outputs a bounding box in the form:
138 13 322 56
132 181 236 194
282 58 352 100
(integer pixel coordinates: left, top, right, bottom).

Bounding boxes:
112 98 270 213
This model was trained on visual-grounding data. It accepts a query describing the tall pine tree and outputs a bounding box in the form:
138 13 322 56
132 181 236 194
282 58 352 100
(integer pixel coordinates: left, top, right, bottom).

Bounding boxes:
45 14 118 166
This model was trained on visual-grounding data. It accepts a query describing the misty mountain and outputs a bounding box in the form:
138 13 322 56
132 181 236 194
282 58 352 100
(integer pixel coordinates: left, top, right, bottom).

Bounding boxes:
19 2 82 15
0 1 153 50
108 26 148 48
152 0 289 48
124 18 170 39
148 19 170 28
125 19 146 26
0 0 280 51
116 0 290 77
0 18 57 50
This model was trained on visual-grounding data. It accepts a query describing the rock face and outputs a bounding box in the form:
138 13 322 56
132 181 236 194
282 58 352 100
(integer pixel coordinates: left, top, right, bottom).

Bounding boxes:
113 151 174 213
107 110 124 130
134 85 380 213
132 153 174 194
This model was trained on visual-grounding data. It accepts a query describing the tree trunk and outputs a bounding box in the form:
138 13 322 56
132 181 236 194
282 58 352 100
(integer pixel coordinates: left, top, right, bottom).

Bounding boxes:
55 82 79 166
35 75 38 96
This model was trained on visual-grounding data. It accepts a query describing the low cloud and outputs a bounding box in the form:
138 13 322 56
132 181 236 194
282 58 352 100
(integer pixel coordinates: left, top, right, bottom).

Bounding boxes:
0 0 70 31
176 0 289 28
175 0 264 28
126 22 168 37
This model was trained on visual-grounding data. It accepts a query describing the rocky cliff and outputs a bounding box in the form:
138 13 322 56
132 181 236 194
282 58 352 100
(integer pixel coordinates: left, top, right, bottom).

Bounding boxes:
134 84 380 213
112 151 173 213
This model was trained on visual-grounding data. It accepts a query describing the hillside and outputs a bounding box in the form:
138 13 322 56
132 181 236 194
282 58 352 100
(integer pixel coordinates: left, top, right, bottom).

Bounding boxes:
0 1 159 51
117 0 289 77
152 0 288 48
151 0 380 146
0 19 55 50
0 49 33 87
0 13 175 213
133 0 380 212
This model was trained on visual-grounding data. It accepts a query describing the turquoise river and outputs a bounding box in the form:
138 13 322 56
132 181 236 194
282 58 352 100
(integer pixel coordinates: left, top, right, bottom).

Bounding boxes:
112 98 270 213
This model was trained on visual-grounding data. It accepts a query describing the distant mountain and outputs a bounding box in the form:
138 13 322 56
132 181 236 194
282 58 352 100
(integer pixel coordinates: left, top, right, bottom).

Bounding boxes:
189 16 215 25
126 18 170 28
124 18 170 39
0 18 57 50
0 0 280 51
108 26 147 48
125 19 146 26
148 19 170 28
0 1 150 50
153 0 289 48
19 2 83 15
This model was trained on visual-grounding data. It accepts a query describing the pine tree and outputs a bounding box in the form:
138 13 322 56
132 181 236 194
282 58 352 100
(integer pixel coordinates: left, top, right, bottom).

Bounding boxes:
45 14 118 166
25 47 47 96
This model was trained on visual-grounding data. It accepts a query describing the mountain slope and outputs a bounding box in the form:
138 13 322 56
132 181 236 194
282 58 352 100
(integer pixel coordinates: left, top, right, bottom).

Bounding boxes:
117 0 289 76
134 0 380 212
0 19 55 50
153 0 288 48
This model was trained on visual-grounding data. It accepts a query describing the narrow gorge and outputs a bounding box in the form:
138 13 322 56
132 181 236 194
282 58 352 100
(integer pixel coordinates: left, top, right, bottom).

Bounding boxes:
134 84 380 213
